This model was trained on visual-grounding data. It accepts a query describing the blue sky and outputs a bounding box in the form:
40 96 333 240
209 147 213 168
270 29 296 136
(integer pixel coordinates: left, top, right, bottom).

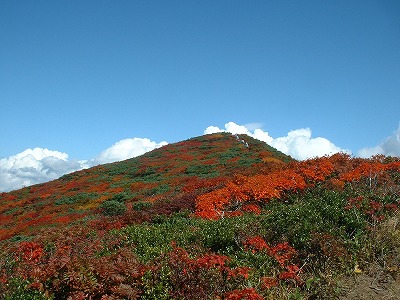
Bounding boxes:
1 1 400 191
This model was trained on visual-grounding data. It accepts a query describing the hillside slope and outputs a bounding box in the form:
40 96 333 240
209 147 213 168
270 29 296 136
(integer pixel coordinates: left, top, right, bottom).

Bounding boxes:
0 133 291 240
1 133 400 299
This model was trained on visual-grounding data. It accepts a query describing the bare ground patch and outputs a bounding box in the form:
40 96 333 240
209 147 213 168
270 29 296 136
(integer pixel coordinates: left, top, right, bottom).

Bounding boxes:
340 264 400 300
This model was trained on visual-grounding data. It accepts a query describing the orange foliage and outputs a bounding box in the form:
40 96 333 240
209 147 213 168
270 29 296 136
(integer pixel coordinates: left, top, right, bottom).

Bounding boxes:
225 288 264 300
130 181 156 192
327 178 345 190
195 169 306 219
242 204 261 215
340 161 386 182
0 228 14 241
0 214 13 223
18 241 44 262
53 213 85 224
195 153 400 220
0 193 17 202
260 276 279 289
107 186 124 194
78 194 108 210
86 182 110 193
291 157 335 182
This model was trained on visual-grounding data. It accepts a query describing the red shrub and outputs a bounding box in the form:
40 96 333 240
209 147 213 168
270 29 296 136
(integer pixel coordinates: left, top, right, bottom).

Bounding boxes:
225 288 264 300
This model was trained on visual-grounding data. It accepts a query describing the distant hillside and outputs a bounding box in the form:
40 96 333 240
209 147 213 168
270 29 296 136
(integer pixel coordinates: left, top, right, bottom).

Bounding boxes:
0 133 292 240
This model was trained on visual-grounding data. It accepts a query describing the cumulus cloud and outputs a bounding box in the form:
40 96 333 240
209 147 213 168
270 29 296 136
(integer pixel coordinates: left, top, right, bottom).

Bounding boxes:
0 138 168 192
358 125 400 158
0 148 85 192
204 121 349 160
204 126 222 135
91 138 168 165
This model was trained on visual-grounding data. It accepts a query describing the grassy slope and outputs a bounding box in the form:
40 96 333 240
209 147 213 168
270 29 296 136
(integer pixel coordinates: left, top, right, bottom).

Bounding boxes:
1 133 400 299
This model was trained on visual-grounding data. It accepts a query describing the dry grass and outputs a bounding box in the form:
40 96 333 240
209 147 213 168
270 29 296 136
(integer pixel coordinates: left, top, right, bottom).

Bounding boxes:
339 211 400 300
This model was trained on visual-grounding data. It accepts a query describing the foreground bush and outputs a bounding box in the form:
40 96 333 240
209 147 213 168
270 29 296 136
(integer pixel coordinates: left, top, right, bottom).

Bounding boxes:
1 153 399 299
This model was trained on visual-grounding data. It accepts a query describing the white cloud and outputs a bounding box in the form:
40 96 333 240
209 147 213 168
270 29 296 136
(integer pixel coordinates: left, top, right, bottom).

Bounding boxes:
243 123 264 131
0 148 85 192
91 138 168 165
358 125 400 158
204 126 223 135
204 122 350 160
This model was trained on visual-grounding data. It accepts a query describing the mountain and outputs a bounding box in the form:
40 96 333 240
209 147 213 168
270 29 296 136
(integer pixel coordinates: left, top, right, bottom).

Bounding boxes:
0 133 292 240
1 133 400 300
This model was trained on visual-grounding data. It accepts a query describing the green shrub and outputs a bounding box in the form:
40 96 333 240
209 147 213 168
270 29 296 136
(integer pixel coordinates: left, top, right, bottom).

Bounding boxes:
260 188 366 250
133 201 153 211
201 218 241 252
55 193 98 205
104 160 139 176
100 200 127 216
238 157 261 167
145 184 171 196
2 277 52 300
185 165 219 178
141 268 171 300
110 192 129 202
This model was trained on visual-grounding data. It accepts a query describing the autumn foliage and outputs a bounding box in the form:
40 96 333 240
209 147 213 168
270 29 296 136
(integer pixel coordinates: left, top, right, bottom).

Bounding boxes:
1 133 400 299
195 155 340 219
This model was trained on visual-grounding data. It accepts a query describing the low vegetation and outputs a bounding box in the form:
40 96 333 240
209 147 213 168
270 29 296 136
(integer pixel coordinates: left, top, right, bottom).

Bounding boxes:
0 133 399 299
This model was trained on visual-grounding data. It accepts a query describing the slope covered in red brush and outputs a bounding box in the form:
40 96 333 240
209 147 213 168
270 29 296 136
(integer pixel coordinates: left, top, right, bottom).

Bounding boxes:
0 133 291 240
1 133 400 299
